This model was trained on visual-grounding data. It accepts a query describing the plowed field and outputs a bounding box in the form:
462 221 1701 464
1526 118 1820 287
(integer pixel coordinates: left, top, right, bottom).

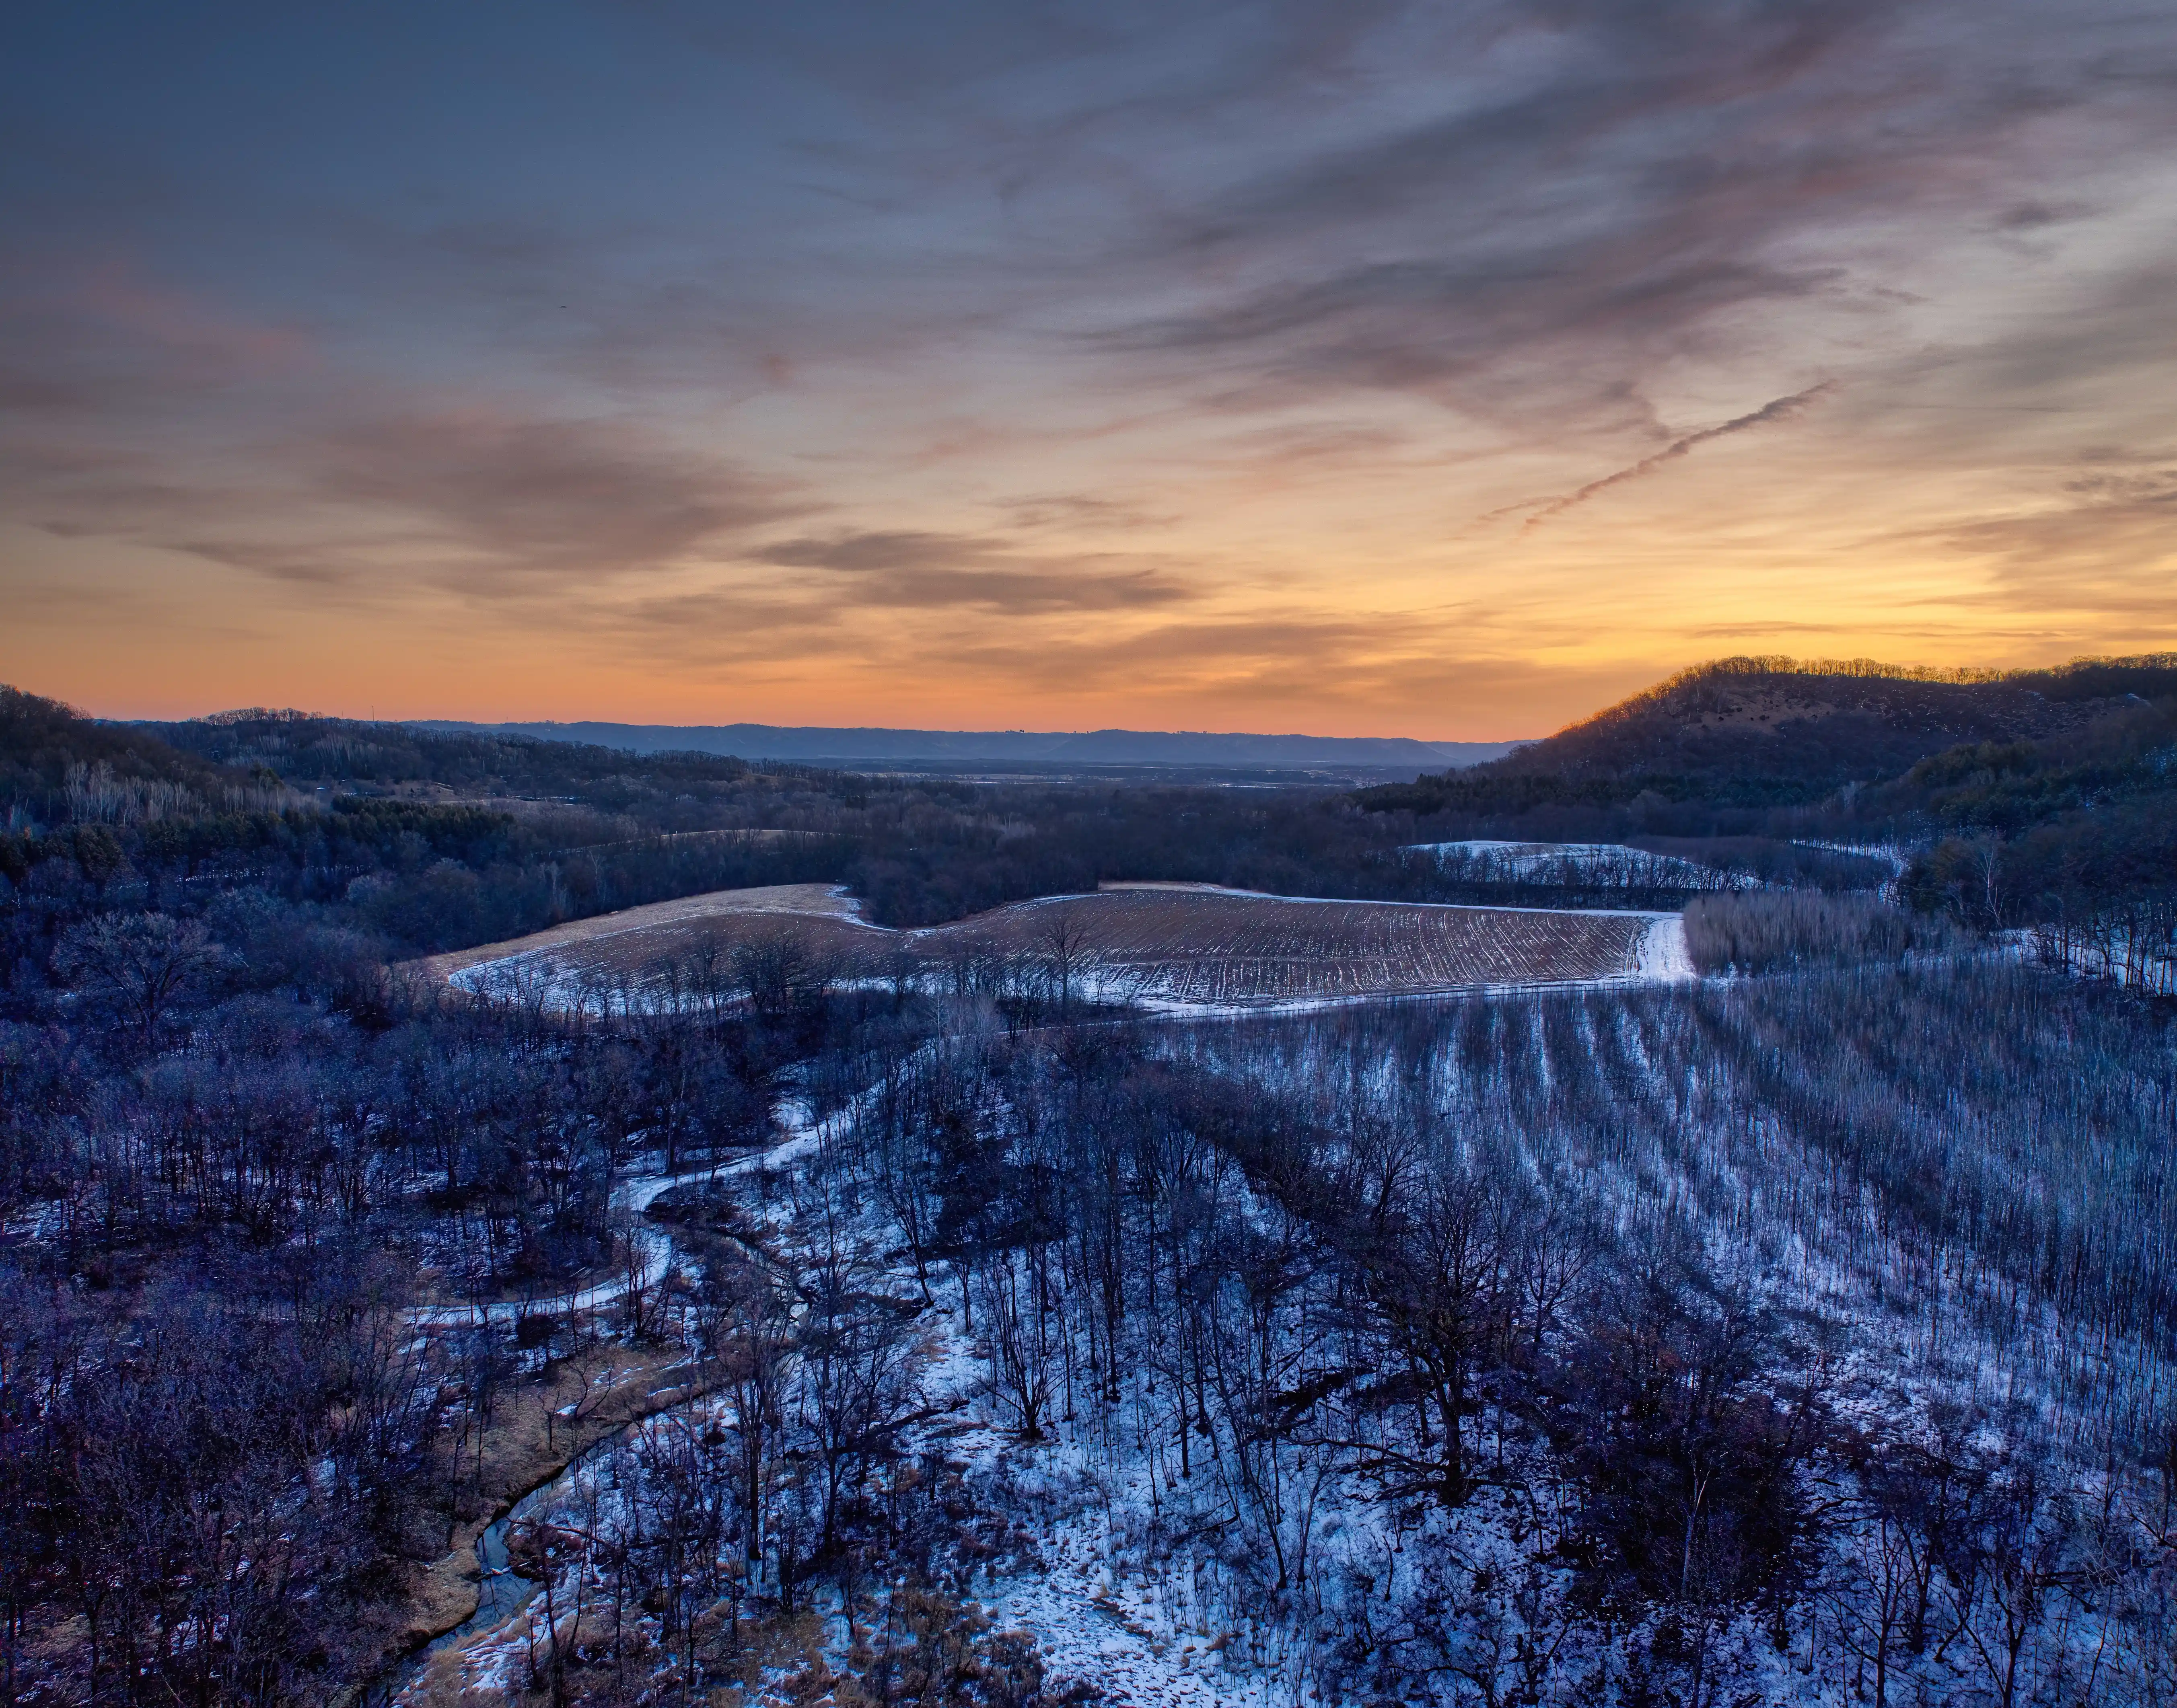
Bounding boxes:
420 882 1667 1011
949 887 1648 1005
412 883 885 988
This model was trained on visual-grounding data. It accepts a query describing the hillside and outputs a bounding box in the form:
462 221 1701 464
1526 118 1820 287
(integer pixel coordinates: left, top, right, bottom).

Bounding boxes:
0 685 243 821
0 693 854 951
145 710 825 821
1364 654 2177 812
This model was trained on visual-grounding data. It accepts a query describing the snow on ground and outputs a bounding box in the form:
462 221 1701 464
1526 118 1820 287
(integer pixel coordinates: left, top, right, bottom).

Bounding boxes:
407 1093 837 1326
1787 839 1911 902
423 883 875 982
1998 923 2177 995
397 989 2158 1708
1098 880 1672 918
968 1443 1332 1708
407 1168 680 1326
1788 838 1909 875
1634 913 1696 982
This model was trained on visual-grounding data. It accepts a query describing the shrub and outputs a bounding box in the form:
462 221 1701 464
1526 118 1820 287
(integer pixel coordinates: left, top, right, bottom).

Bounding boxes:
1683 891 1965 974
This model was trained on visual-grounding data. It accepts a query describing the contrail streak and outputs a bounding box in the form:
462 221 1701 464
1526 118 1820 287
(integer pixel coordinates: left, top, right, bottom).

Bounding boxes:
1517 381 1837 534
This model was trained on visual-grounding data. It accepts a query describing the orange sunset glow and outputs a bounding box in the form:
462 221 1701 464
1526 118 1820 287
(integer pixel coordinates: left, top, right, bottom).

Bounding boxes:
6 4 2174 736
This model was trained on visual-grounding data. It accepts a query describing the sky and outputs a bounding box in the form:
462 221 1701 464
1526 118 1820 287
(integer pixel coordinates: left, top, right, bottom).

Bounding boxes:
4 1 2175 739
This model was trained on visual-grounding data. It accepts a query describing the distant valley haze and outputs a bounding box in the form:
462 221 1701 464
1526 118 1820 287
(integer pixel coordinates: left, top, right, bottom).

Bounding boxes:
409 718 1521 774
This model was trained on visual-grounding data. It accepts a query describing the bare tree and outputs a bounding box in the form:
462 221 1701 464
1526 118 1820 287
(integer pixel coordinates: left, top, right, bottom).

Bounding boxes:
1829 1511 1915 1708
977 1246 1055 1439
705 1252 795 1589
56 912 223 1042
1040 910 1095 1014
1345 1167 1504 1507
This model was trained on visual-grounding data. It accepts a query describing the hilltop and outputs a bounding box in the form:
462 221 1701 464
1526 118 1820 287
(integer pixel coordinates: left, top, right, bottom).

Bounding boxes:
146 709 818 818
1363 654 2177 812
0 684 241 818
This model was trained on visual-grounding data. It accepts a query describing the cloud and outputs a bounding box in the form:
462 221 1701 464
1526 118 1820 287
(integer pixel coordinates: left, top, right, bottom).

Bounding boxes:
1923 475 2177 625
5 401 807 596
1076 0 2177 443
0 257 311 415
11 0 2177 721
1094 256 1833 422
756 530 976 573
1516 382 1837 530
161 538 357 588
314 410 801 584
1001 493 1177 531
857 568 1187 612
750 528 1193 611
914 604 1632 727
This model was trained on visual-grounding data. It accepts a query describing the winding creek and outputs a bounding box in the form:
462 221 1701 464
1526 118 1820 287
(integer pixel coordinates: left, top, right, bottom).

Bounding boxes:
363 1416 644 1706
362 1118 821 1706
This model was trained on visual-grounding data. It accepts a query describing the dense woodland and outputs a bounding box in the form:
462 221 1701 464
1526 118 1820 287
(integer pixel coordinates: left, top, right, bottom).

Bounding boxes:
2 662 2175 1707
1362 657 2177 958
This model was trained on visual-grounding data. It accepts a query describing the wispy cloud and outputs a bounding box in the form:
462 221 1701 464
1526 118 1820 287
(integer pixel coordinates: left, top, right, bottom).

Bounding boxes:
1516 383 1837 532
751 528 1194 612
7 402 806 596
316 411 801 585
9 0 2177 723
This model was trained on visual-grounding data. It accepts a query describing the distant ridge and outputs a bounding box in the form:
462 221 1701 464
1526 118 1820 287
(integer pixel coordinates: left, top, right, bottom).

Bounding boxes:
1358 653 2177 813
409 720 1520 771
1499 654 2177 786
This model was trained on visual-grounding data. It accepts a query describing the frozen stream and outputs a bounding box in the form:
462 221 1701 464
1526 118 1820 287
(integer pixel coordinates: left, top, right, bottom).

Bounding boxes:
369 1109 829 1704
366 1412 655 1706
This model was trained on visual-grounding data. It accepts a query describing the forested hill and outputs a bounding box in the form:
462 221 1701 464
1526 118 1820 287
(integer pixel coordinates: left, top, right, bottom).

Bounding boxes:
1362 654 2177 813
147 709 817 810
0 691 862 954
4 692 1456 949
0 684 243 808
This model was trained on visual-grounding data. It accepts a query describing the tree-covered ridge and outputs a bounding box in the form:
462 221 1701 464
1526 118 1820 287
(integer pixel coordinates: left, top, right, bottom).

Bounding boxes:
12 690 1780 949
1360 654 2177 814
1 684 258 819
148 709 809 811
0 689 852 954
13 665 2169 954
1350 657 2177 932
1885 697 2177 926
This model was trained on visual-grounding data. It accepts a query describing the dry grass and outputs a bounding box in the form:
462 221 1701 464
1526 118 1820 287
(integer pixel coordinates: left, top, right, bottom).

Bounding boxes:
1682 890 1965 973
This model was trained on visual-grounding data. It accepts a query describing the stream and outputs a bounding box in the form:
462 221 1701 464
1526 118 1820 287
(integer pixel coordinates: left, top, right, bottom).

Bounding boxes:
362 1411 656 1706
358 1118 821 1705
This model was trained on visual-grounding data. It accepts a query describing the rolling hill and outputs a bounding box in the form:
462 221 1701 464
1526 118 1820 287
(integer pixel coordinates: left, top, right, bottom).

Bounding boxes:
1363 654 2177 812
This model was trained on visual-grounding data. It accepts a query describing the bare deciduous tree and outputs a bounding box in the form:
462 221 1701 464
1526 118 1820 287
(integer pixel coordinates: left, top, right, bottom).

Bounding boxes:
57 911 222 1041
